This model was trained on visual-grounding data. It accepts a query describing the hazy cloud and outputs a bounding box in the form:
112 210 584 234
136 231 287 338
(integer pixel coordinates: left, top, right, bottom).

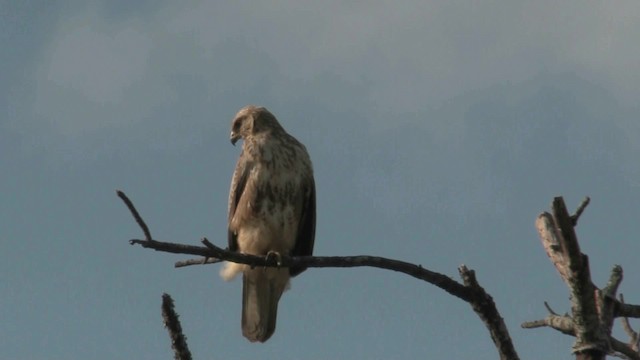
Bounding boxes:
15 0 640 178
28 1 640 136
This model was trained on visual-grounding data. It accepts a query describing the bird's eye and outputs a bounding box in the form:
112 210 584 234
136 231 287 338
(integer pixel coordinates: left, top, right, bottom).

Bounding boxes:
233 120 241 130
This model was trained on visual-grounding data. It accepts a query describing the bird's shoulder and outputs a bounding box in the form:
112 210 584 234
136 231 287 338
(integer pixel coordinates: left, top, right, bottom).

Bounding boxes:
250 132 311 169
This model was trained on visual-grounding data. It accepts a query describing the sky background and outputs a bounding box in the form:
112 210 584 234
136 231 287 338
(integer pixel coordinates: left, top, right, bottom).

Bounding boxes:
2 1 640 359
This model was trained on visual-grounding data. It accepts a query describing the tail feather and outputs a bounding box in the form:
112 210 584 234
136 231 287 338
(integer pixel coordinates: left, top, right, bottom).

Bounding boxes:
241 269 288 342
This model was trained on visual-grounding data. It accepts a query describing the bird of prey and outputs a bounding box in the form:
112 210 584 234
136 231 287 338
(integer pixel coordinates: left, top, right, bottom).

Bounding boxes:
221 105 316 343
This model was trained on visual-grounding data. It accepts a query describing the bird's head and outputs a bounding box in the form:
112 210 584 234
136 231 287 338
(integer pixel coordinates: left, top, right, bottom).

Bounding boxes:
230 105 283 145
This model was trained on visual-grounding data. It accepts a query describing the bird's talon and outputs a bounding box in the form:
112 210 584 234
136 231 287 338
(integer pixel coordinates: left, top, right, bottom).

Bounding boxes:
265 251 283 268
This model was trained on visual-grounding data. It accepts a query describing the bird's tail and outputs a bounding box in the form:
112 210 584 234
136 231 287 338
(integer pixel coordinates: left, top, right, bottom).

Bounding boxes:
241 268 289 342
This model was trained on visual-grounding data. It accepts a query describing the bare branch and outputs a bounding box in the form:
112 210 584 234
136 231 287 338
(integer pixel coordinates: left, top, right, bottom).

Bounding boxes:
621 298 638 339
552 197 607 355
595 266 625 349
610 338 640 360
120 191 519 360
537 201 640 326
119 191 475 301
129 236 524 359
130 238 213 257
162 293 192 360
620 294 640 353
536 212 571 285
618 303 640 319
520 315 640 360
551 198 586 275
521 313 574 336
603 266 624 299
134 236 474 301
529 197 640 360
130 236 522 359
544 301 560 316
459 265 520 360
117 190 152 241
175 257 222 268
571 196 591 226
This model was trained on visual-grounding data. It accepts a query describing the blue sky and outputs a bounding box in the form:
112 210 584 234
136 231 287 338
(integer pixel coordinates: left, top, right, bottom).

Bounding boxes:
2 1 640 359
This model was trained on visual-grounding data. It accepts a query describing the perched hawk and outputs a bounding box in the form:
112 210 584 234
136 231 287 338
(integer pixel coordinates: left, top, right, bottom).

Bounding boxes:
221 105 316 343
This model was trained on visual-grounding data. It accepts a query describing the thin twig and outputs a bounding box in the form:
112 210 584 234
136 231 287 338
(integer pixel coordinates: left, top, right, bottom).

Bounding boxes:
620 294 640 352
117 190 152 241
175 257 223 268
202 238 217 250
544 301 559 316
129 238 212 256
571 196 591 226
620 295 637 337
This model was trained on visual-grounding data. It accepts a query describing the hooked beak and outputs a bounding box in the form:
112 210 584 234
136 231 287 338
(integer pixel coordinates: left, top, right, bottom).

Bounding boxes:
230 132 240 146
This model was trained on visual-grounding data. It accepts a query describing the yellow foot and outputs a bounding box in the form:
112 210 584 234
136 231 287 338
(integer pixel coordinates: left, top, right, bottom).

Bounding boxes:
265 251 283 268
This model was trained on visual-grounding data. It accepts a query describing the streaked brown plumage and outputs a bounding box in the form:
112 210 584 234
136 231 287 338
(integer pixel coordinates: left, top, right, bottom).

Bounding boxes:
221 105 316 343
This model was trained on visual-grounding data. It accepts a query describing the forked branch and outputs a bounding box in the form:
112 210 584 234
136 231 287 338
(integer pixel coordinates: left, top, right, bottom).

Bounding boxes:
118 190 519 360
525 197 640 360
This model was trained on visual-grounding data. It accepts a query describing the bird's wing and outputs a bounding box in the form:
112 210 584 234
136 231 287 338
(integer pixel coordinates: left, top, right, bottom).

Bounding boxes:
289 176 316 277
228 153 252 252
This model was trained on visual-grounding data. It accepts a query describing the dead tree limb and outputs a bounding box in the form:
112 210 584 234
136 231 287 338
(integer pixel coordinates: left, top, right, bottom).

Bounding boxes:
175 258 222 267
618 303 640 319
459 265 519 360
521 304 640 360
162 293 192 360
118 190 519 360
117 190 152 241
620 294 640 354
524 196 640 360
